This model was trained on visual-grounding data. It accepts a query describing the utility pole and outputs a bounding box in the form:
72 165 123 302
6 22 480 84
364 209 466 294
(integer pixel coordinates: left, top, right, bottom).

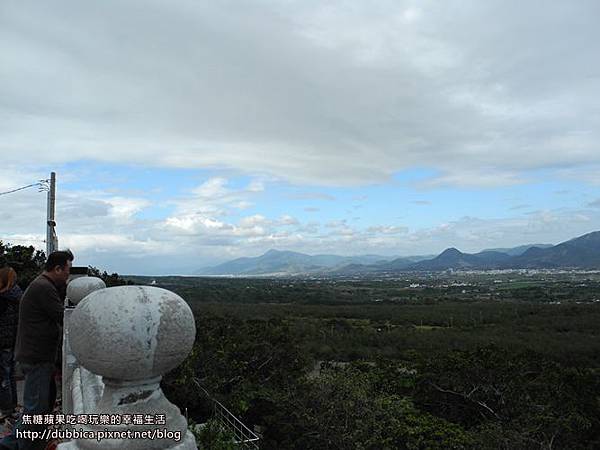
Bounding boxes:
46 171 57 256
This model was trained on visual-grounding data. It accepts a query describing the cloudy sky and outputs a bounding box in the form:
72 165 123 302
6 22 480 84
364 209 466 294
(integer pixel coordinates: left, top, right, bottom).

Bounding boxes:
1 0 599 274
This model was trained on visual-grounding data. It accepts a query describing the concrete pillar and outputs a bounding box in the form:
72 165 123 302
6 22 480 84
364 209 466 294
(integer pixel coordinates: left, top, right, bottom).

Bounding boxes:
63 277 107 415
66 277 107 306
58 286 197 449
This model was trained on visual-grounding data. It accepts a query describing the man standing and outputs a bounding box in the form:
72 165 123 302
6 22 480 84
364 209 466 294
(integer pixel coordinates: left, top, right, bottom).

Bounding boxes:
0 251 73 450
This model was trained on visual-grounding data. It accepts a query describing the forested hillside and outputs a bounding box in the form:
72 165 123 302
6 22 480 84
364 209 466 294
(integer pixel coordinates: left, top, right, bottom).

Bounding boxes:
159 275 600 449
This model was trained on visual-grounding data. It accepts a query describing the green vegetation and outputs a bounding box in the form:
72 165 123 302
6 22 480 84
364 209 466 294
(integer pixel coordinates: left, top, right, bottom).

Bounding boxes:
157 273 600 449
0 241 46 288
127 272 600 305
190 419 238 450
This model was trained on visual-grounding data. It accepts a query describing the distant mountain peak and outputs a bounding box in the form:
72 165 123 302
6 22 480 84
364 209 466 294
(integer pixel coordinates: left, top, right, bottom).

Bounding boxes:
439 247 462 256
565 230 600 244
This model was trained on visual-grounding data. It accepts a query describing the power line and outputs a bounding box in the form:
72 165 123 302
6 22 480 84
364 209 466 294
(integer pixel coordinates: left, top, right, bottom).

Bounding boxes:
0 238 47 244
0 180 50 196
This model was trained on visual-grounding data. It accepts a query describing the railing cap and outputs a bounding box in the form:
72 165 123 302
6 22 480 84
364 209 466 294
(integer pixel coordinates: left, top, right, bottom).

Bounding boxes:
67 276 106 305
69 285 196 380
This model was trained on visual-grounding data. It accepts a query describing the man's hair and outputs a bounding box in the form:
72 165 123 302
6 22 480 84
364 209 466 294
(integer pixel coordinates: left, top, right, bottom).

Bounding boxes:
45 250 74 271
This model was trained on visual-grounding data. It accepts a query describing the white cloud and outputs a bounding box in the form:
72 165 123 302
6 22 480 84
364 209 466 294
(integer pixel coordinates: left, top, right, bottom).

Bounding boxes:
172 176 265 218
164 215 230 234
3 1 600 274
105 197 150 222
246 180 265 192
7 202 593 274
62 233 169 256
192 178 229 198
239 214 269 228
417 170 524 189
325 219 347 228
288 192 336 201
277 215 300 226
366 225 408 235
1 1 599 187
556 166 600 186
233 201 253 210
0 233 46 248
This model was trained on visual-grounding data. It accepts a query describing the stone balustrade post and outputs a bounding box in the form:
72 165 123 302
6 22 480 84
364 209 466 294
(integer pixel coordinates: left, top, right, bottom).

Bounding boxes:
63 277 107 415
58 286 197 449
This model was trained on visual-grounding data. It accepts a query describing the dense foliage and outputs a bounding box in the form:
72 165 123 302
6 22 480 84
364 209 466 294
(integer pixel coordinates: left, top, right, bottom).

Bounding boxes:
159 275 600 449
0 241 46 289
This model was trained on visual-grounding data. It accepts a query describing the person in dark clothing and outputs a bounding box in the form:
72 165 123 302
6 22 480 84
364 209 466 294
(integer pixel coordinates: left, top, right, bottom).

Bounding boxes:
0 251 73 450
0 267 22 421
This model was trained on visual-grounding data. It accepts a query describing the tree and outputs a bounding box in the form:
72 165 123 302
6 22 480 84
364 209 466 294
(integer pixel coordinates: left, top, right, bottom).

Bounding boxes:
261 363 474 449
87 266 132 287
0 241 46 289
415 346 600 449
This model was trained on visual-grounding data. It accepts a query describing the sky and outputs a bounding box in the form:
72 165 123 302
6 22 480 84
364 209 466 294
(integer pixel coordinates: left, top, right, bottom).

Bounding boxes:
1 0 599 275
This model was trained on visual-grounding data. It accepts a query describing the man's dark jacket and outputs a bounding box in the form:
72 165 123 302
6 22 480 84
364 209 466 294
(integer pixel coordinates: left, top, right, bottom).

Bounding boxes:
15 274 64 364
0 285 22 349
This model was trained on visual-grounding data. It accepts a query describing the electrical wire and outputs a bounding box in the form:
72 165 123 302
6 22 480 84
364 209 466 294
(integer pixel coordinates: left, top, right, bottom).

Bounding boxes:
0 238 46 244
0 179 50 196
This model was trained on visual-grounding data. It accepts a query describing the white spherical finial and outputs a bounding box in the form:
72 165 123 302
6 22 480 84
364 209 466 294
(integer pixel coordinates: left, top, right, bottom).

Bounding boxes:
67 277 107 305
69 286 196 380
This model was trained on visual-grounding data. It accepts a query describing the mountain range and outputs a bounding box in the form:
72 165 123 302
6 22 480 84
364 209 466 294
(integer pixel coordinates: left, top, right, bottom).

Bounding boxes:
197 231 600 276
198 250 429 276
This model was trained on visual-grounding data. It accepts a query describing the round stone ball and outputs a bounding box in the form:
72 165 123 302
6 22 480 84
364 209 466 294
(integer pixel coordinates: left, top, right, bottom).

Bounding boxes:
67 277 107 305
69 286 196 381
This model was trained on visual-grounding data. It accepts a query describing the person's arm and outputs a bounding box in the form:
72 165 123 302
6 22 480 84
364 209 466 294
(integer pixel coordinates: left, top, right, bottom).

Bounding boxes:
38 282 65 326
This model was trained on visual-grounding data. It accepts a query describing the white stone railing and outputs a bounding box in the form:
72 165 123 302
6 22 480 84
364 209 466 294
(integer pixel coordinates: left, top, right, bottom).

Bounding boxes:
62 277 106 417
59 278 198 449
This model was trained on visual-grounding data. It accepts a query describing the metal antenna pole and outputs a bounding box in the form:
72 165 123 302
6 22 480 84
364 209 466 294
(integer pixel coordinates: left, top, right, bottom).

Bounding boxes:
46 172 57 255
